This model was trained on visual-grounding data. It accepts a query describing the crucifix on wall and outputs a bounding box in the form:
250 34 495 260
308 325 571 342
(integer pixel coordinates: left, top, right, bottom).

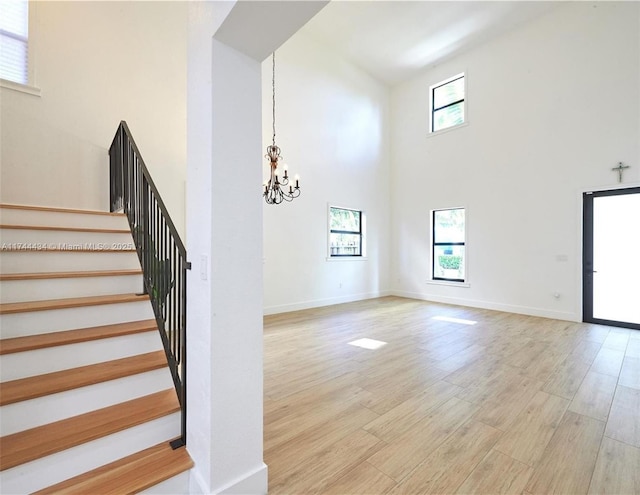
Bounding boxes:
611 162 630 183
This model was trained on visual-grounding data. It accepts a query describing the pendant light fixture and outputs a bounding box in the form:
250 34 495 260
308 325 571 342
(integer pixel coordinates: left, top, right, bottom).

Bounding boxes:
263 52 300 204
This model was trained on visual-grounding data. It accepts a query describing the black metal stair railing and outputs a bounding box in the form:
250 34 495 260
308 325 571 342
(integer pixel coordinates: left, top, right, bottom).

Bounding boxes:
109 121 190 448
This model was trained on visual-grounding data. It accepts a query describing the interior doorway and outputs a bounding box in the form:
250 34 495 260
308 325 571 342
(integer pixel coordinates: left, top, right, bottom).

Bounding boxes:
583 187 640 330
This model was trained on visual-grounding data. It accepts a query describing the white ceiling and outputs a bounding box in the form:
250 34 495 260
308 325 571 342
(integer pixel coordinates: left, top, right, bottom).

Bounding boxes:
301 1 561 86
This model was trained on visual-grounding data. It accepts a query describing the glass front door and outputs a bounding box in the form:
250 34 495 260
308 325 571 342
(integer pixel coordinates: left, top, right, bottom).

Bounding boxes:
583 187 640 329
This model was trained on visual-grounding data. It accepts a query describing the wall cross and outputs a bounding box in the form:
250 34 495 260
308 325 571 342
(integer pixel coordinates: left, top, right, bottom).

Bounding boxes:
611 162 630 183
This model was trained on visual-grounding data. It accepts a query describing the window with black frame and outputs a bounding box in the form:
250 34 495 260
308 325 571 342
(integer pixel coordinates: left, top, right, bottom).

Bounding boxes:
432 208 465 282
430 74 465 133
329 207 362 257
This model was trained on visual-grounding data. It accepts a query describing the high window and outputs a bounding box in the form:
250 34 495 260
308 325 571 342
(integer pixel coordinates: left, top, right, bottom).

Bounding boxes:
432 208 466 282
329 206 363 257
0 0 29 85
430 73 465 133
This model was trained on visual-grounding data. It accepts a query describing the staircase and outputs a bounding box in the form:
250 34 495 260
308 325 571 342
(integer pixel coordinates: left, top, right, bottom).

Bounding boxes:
0 203 193 494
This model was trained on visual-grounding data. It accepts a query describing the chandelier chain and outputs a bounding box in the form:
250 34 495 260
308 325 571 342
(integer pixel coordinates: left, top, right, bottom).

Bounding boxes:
272 52 276 147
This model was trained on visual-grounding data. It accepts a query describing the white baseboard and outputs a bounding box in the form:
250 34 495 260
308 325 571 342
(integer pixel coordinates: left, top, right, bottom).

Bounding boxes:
263 291 392 316
217 463 267 495
189 463 268 495
392 290 580 322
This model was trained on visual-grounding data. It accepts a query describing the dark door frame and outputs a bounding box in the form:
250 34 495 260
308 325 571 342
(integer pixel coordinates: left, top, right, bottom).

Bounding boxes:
583 186 640 330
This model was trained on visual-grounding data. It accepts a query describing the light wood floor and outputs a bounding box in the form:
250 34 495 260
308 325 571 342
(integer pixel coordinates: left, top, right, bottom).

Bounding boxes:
264 296 640 495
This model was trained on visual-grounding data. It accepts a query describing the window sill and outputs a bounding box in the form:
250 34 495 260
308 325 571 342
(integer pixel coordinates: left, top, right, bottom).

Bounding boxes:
1 78 41 97
326 256 368 262
427 279 470 288
427 121 468 138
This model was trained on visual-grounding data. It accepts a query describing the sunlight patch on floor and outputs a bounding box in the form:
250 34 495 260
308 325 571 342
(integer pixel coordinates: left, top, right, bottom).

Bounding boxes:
432 315 477 325
348 338 388 350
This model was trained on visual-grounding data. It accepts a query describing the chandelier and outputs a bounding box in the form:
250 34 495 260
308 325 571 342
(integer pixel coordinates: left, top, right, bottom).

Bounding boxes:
263 52 300 204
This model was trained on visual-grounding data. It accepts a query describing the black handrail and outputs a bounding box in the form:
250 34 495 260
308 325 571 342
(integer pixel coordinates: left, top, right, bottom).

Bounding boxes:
109 121 190 449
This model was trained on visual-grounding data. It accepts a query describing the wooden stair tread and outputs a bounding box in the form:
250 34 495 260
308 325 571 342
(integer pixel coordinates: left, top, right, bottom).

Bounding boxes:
0 389 179 471
0 319 157 355
0 350 168 406
34 442 193 495
0 203 124 216
0 293 148 315
0 269 142 281
0 224 131 233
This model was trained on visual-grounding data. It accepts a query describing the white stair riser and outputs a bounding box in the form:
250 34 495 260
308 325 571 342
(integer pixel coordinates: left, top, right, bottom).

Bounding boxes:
0 412 181 494
140 470 191 495
0 331 163 381
0 228 134 248
0 251 141 273
0 301 154 338
0 208 129 230
0 274 144 303
0 368 175 436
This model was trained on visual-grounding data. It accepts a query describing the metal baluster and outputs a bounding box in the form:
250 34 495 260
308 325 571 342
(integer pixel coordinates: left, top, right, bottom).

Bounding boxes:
108 122 189 448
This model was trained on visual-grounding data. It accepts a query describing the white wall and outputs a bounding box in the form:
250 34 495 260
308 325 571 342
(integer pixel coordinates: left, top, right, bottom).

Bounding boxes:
189 37 265 494
262 31 391 314
391 2 640 321
0 1 187 235
187 3 327 492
